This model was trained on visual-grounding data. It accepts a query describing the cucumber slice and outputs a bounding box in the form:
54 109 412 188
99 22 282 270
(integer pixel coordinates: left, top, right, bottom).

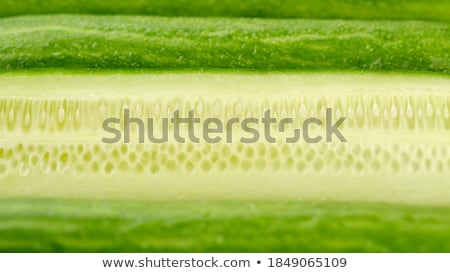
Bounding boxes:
1 72 449 205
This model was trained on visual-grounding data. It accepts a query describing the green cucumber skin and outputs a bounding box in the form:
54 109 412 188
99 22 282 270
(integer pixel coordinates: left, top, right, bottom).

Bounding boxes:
0 15 448 73
0 0 449 22
1 199 450 253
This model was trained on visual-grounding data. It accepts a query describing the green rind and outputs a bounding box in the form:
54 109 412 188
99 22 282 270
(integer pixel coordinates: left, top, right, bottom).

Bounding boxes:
1 199 450 252
0 15 448 72
0 0 449 22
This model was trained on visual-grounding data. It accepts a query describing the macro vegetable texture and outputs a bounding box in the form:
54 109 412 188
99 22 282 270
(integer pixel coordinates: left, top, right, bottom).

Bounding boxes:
1 1 450 253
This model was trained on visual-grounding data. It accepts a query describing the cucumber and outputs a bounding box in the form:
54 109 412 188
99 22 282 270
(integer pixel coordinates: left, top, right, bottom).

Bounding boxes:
1 72 449 205
1 199 450 252
1 5 449 253
0 0 449 22
0 15 448 72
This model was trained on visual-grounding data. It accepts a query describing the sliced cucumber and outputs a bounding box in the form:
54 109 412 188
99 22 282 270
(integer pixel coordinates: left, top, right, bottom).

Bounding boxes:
1 72 449 205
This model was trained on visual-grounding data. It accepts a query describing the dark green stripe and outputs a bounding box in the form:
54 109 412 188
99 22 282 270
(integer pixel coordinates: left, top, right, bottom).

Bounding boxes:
1 15 448 72
0 0 449 22
1 199 450 252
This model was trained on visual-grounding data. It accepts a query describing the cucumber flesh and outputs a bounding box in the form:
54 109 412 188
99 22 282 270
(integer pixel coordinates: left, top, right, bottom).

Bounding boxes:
1 72 449 205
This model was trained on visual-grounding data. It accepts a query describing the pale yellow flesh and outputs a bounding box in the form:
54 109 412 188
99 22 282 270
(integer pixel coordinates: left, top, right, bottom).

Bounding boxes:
1 72 449 205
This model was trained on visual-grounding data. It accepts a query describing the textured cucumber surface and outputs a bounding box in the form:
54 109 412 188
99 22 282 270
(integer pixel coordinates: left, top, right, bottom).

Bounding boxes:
1 199 450 252
0 0 449 22
0 15 448 72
